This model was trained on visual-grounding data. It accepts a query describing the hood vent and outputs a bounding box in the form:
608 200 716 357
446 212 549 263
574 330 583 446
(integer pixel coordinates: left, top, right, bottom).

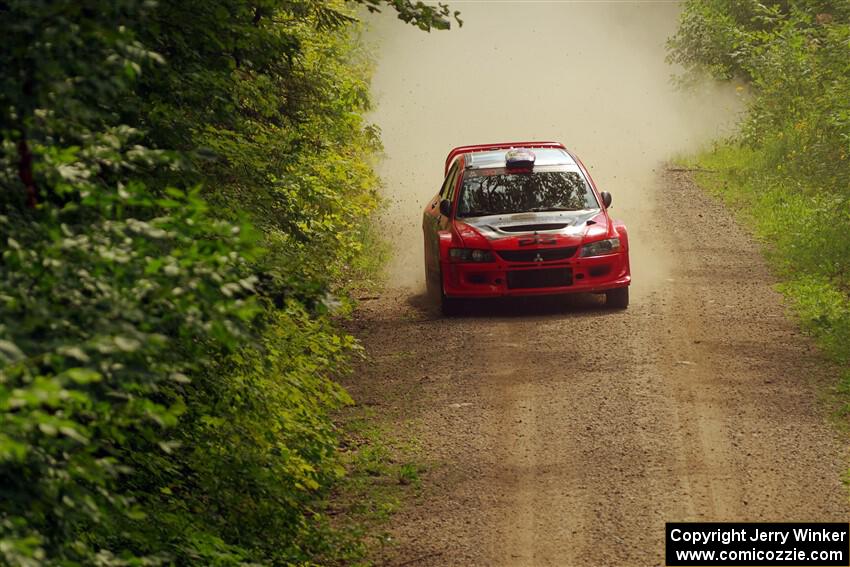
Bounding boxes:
497 223 569 233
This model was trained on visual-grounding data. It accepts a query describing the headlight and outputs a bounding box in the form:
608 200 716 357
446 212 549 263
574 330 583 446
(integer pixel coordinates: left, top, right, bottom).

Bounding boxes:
449 248 494 262
579 237 621 257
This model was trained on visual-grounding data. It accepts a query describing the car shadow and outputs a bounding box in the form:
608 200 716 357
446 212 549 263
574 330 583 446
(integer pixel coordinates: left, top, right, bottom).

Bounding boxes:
406 290 611 319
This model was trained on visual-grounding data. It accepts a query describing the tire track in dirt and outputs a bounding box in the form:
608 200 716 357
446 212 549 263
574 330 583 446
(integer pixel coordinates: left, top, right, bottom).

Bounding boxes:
342 170 849 566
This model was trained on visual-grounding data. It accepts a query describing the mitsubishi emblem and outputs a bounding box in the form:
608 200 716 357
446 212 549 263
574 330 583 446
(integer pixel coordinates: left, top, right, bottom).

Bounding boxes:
534 253 544 262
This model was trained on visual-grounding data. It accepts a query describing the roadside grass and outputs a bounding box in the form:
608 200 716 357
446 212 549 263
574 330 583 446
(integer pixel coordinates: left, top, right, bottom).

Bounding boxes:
677 143 850 426
317 406 424 565
347 214 392 294
316 203 424 564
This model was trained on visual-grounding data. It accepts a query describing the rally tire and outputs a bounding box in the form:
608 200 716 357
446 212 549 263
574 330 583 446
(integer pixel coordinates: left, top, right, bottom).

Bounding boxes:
439 268 463 316
440 294 462 316
606 286 629 309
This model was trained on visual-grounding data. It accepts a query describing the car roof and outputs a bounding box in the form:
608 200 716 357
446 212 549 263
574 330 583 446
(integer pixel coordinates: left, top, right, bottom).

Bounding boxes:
465 148 576 170
444 141 573 175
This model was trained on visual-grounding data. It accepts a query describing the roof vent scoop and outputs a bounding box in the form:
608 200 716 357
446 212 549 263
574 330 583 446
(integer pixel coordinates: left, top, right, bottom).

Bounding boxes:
505 148 536 169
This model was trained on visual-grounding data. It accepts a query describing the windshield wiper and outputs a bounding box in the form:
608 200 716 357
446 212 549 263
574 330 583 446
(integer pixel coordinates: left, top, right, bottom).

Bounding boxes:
458 210 492 218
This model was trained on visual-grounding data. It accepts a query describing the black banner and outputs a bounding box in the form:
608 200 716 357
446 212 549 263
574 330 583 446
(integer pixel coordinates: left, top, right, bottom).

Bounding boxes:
666 523 849 566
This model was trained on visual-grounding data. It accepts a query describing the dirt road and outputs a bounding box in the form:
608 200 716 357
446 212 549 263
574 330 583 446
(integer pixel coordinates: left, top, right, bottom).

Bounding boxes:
343 170 849 567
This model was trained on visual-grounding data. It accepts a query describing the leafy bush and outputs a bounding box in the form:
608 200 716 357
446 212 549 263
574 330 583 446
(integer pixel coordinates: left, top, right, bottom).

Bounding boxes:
669 1 850 189
0 124 264 563
0 0 457 564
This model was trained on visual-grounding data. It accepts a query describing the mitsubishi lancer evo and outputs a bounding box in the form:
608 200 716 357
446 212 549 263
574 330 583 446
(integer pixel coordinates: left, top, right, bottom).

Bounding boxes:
422 142 631 315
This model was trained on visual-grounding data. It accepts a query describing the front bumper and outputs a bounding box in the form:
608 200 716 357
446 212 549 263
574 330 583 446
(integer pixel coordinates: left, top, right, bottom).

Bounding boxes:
441 251 630 298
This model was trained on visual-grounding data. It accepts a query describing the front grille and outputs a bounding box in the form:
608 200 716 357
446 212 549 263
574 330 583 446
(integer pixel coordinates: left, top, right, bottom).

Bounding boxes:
507 268 573 289
497 247 578 262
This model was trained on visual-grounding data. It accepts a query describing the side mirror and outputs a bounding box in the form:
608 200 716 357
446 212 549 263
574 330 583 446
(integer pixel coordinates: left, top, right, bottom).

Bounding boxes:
439 199 452 217
601 191 612 208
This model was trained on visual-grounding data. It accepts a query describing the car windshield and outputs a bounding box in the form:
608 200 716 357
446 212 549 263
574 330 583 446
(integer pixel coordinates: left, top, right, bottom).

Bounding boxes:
456 167 598 218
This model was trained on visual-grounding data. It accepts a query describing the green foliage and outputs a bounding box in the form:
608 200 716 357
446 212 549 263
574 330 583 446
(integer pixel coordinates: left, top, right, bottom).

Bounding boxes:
353 0 462 30
667 0 760 80
135 304 358 564
0 0 455 564
132 0 390 304
0 154 264 563
670 0 850 190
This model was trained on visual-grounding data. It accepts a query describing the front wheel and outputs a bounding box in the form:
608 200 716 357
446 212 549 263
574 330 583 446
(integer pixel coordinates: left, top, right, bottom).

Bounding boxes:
439 268 463 316
605 287 629 309
440 293 462 316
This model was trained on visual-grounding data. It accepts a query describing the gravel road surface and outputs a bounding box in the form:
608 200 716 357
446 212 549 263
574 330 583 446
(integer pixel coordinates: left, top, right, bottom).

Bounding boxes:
343 170 849 566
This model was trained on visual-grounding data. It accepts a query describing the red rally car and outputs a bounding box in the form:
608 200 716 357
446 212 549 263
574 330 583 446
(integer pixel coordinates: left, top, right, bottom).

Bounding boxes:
423 142 631 314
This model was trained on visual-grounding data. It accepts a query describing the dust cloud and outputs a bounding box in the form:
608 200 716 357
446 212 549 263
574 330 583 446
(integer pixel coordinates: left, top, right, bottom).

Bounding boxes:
365 2 742 296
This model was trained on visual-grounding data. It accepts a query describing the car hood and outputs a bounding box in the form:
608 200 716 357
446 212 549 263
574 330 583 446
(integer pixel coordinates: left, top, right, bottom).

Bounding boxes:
457 209 609 247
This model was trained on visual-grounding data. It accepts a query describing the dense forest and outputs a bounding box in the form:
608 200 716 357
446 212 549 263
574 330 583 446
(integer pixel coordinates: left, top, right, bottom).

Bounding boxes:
0 1 457 565
670 0 850 400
